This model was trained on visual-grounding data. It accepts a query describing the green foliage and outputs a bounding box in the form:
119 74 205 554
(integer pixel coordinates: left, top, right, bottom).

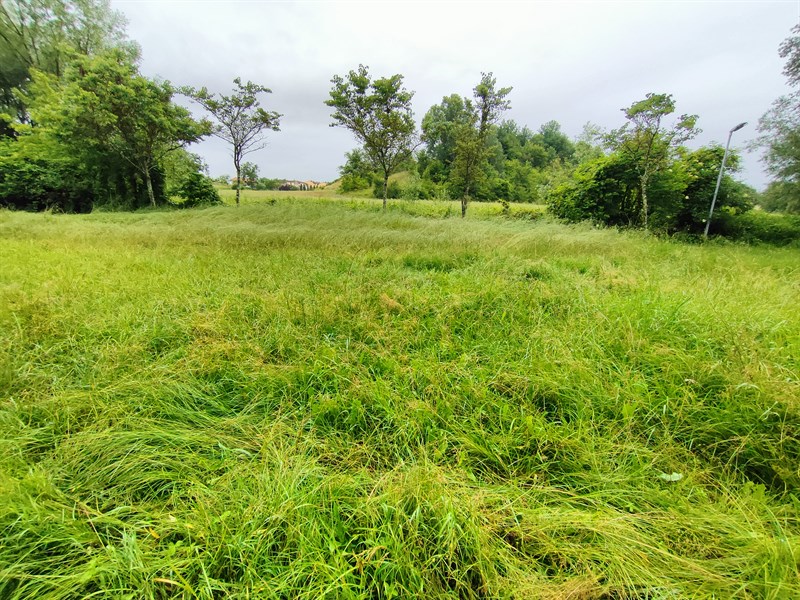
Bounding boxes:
326 64 417 209
714 209 800 245
254 177 282 191
400 174 438 200
756 25 800 209
607 93 700 228
373 179 402 199
183 78 281 206
0 0 133 123
163 149 207 192
170 172 221 208
420 94 473 183
0 124 94 211
239 161 259 187
548 145 753 234
548 153 640 225
338 148 376 193
451 73 512 216
16 49 208 210
420 102 578 206
760 181 800 214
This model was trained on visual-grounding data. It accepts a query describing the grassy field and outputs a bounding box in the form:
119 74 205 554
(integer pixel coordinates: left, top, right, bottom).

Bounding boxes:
215 186 546 220
1 197 799 598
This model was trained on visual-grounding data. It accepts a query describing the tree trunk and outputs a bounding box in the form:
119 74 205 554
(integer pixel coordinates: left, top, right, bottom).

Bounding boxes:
640 174 649 230
145 168 156 208
382 174 388 210
235 161 241 206
462 182 470 218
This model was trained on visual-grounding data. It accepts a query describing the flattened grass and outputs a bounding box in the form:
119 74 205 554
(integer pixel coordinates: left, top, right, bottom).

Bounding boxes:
1 200 798 598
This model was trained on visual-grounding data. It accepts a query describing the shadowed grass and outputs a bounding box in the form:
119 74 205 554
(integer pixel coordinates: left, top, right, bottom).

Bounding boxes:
1 199 798 598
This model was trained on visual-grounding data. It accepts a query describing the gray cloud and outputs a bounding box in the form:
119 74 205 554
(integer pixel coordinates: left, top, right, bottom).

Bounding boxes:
114 0 798 188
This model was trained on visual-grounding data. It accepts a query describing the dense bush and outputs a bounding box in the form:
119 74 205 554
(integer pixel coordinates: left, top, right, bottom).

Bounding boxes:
547 147 755 234
0 155 94 212
713 210 800 245
339 174 372 193
373 179 402 199
548 154 640 226
169 172 221 208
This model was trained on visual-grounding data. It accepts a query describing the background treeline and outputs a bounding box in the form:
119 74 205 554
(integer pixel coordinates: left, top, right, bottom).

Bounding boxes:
340 96 761 236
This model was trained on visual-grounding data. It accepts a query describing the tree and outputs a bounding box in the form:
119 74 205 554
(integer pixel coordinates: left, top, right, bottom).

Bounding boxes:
754 25 800 213
68 52 208 207
760 181 800 214
0 0 131 123
547 144 752 233
537 120 575 163
338 148 375 193
183 78 282 206
16 49 208 209
607 93 699 229
420 94 473 183
239 161 259 188
326 64 417 210
451 73 511 217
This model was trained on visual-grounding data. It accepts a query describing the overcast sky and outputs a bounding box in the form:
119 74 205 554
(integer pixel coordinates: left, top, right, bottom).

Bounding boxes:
113 0 799 189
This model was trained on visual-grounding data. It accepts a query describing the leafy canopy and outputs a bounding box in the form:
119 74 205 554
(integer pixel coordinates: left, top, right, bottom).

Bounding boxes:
755 25 800 213
450 72 511 216
606 93 699 228
326 64 417 208
183 78 282 205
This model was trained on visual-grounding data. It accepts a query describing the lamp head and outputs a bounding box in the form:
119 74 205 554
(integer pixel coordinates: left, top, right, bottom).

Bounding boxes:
731 122 747 133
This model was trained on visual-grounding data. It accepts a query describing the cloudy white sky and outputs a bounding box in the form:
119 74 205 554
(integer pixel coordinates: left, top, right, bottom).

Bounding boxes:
113 0 798 189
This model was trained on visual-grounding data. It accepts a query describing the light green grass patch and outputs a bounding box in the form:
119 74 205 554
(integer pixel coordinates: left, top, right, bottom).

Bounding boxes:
0 200 798 598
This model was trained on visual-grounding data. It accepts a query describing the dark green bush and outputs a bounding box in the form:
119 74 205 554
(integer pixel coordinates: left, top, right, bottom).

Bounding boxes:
713 210 800 245
373 180 402 199
339 174 371 193
170 172 221 208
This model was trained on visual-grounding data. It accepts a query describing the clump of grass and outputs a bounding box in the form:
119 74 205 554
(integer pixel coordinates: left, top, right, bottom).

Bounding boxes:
1 199 798 598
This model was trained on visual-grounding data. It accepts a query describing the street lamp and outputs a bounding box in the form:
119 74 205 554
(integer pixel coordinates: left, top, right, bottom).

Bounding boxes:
704 121 747 238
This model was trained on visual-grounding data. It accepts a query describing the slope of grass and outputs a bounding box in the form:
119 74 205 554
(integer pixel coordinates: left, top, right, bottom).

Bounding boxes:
1 200 798 598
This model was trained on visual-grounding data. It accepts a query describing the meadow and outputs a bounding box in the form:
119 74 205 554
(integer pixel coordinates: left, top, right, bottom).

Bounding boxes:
1 195 798 599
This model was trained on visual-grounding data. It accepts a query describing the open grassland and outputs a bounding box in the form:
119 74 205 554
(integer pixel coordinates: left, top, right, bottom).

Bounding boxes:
1 199 799 599
216 187 546 220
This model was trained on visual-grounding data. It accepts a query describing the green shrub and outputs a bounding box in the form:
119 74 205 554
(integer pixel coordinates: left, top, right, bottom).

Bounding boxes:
373 179 402 199
170 172 221 208
339 174 371 193
713 210 800 245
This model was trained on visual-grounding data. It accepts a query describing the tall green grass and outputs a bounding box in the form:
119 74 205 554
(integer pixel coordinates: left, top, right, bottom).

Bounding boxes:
1 200 798 598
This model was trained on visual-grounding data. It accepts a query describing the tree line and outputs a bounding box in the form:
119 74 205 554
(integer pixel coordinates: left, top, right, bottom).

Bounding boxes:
1 1 797 239
0 0 277 211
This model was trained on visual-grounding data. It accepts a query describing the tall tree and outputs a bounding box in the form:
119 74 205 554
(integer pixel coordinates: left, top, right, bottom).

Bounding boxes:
326 64 417 210
21 49 208 208
537 120 575 163
183 78 282 206
420 94 473 182
607 93 698 229
451 72 511 217
754 25 800 213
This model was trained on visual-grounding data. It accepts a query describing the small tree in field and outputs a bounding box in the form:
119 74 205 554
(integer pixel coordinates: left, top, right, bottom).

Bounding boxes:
326 65 417 210
183 78 281 205
451 73 511 217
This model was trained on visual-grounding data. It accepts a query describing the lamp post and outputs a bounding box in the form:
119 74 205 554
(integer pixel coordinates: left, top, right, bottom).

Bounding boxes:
704 121 747 238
